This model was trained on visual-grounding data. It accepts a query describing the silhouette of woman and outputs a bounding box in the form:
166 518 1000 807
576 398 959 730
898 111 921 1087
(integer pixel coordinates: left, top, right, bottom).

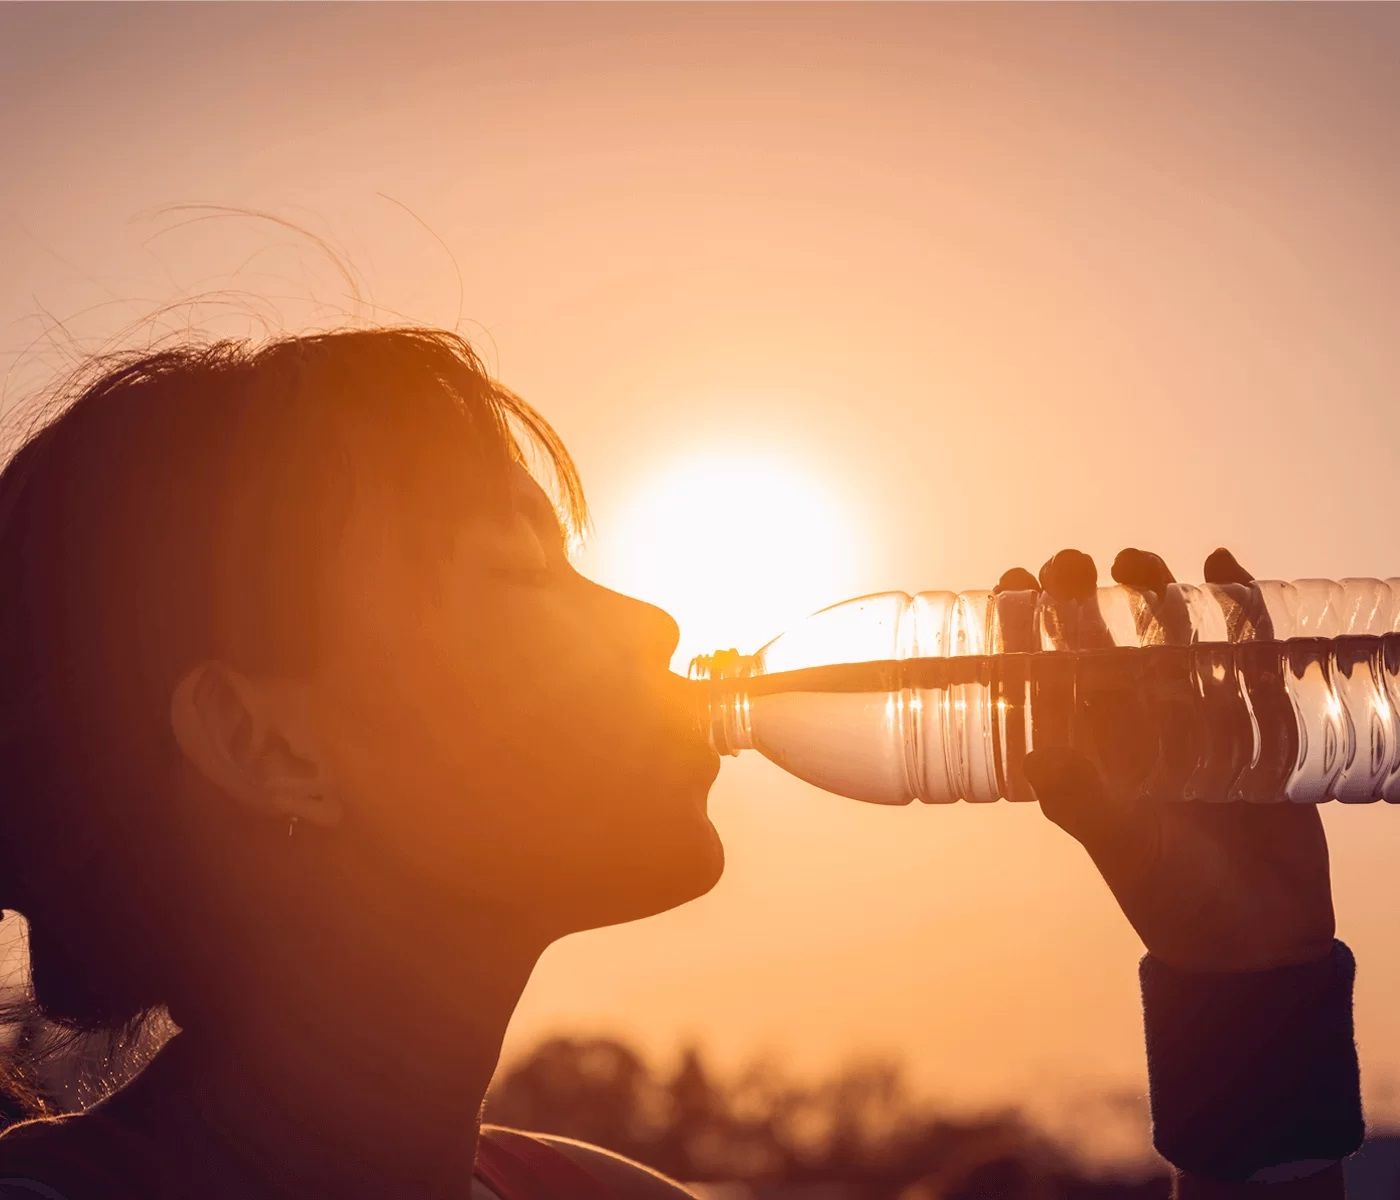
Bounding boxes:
0 329 1363 1198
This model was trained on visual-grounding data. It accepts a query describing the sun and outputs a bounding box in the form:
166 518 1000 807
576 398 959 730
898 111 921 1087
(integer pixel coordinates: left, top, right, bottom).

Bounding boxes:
591 452 865 672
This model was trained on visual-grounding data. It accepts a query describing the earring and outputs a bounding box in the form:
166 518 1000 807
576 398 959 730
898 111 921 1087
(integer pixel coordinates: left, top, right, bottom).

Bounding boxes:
287 814 301 840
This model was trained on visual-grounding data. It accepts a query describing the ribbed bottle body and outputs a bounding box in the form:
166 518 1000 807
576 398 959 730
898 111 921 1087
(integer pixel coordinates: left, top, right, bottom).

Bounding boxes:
692 578 1400 806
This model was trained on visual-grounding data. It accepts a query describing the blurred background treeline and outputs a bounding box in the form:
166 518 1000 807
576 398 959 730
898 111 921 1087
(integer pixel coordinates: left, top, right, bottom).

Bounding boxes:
0 1020 1169 1200
482 1033 1167 1199
482 1035 1400 1199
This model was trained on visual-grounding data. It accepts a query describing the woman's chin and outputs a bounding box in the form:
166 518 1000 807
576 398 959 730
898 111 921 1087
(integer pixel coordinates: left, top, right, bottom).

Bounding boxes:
567 820 726 933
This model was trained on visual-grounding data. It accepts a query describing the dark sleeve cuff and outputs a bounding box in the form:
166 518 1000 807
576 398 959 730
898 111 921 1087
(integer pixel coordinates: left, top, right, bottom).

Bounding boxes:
1140 940 1364 1183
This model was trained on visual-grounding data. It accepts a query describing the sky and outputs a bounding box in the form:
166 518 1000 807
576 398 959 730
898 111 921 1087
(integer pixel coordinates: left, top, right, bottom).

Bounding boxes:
5 1 1400 1158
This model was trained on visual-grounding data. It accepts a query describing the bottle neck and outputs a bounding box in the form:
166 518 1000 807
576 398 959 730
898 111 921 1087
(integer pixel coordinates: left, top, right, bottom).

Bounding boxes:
689 651 757 756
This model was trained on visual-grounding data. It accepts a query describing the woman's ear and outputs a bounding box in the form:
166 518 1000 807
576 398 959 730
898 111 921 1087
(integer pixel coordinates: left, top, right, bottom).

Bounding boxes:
170 661 342 829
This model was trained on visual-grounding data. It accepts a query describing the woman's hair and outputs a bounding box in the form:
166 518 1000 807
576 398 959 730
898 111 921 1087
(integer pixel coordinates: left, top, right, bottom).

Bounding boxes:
0 328 584 1105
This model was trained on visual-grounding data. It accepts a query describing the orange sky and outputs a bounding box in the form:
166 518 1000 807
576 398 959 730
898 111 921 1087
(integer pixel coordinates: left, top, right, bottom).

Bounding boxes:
5 2 1400 1156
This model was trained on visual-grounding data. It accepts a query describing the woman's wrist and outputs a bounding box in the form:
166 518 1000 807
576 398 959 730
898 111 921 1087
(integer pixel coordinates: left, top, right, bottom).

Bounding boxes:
1174 1161 1345 1199
1140 941 1363 1183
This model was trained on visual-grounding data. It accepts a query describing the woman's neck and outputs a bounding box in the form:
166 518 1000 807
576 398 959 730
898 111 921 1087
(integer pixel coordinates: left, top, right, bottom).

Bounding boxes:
156 902 545 1200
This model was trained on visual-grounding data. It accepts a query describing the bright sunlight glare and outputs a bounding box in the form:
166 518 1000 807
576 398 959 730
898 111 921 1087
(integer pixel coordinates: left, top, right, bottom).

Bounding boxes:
592 453 866 672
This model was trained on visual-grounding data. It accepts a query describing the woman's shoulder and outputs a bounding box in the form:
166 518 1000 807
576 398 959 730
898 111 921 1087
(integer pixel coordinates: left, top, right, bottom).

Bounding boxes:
480 1125 697 1199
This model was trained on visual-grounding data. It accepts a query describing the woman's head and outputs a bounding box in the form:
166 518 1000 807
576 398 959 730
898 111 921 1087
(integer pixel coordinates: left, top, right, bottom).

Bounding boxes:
0 328 722 1038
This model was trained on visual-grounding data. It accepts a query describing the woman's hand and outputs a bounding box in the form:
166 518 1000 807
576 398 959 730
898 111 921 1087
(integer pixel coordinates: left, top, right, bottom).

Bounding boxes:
1003 547 1336 973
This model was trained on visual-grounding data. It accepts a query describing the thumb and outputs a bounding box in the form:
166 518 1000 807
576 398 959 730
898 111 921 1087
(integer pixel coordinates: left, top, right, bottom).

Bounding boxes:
1024 747 1125 853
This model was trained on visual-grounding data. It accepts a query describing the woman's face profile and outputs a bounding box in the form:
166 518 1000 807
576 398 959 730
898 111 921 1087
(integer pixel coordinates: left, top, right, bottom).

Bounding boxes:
306 464 724 934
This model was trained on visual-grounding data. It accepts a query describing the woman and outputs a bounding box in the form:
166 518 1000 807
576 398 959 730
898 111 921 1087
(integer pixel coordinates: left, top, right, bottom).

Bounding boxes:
0 328 1363 1198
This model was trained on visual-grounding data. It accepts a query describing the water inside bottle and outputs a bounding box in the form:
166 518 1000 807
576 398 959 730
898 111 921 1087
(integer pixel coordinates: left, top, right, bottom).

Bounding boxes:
703 635 1399 805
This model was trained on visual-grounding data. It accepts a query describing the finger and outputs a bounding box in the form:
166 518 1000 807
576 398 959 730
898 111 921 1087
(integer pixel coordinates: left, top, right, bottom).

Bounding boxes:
1038 549 1112 649
1111 548 1187 642
1037 548 1098 600
994 566 1039 595
1024 747 1130 855
1110 547 1176 593
1203 546 1255 585
1203 547 1271 639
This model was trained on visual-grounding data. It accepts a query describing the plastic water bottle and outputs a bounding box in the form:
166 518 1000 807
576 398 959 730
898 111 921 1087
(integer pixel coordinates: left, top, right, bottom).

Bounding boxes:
689 578 1400 806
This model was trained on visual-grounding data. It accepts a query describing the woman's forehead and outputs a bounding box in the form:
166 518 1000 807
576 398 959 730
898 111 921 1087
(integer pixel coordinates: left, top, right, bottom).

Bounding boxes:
336 461 557 564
